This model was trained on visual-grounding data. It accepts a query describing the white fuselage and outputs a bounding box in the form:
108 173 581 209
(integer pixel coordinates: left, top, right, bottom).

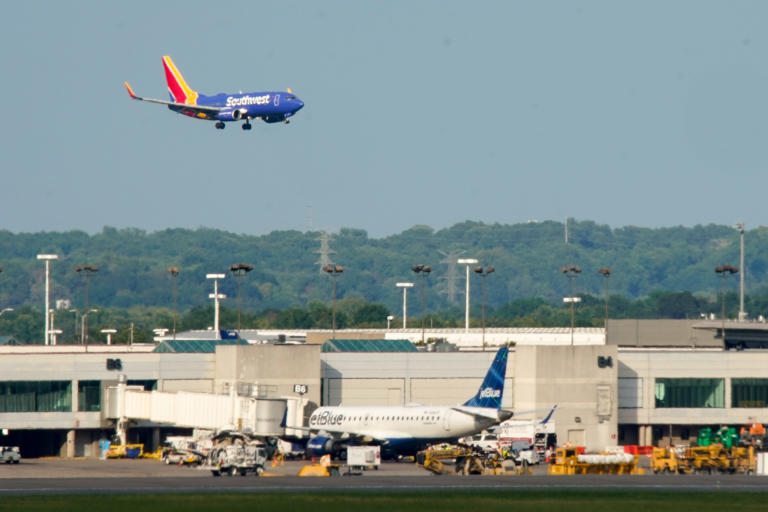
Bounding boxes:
309 403 507 444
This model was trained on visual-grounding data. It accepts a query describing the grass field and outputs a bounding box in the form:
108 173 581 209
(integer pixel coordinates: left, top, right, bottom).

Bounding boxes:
2 490 768 512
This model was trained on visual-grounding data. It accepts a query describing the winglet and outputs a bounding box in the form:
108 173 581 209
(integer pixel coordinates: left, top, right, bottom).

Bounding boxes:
124 81 138 99
540 405 557 424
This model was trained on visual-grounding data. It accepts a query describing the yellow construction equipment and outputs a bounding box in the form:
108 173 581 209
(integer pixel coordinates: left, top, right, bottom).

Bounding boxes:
417 446 513 475
676 444 755 474
651 443 755 474
548 447 643 475
651 446 681 474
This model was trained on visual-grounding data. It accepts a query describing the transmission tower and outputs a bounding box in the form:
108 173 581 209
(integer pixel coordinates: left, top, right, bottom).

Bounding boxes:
315 231 336 272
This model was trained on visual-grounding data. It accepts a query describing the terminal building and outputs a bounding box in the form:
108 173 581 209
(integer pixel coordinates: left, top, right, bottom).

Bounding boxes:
1 318 768 458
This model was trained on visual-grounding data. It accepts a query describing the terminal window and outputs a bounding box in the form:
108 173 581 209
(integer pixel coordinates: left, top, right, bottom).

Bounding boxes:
654 378 724 408
78 380 101 412
732 378 768 408
0 381 72 412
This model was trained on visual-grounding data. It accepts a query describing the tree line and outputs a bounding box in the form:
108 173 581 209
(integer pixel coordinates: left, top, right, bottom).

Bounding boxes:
0 289 748 344
0 219 764 343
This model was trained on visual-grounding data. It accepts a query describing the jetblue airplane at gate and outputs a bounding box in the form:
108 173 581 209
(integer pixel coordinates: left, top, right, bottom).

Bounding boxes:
294 347 512 459
125 56 304 130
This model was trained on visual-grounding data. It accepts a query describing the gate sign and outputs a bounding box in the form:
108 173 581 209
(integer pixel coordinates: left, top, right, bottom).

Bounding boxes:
294 384 308 395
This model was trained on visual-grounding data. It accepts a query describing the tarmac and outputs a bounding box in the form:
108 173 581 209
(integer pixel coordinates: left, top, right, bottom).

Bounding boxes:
1 457 767 495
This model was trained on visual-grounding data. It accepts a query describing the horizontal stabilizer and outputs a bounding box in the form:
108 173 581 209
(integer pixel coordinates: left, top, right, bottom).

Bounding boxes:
451 405 513 423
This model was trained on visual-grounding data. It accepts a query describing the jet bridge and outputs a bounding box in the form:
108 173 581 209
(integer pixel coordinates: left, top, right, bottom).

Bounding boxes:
104 375 307 445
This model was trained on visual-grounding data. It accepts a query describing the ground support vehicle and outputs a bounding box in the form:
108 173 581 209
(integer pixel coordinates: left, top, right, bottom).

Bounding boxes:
417 446 510 475
202 430 267 477
651 446 684 474
346 446 380 473
162 447 205 466
460 433 500 454
0 446 20 464
675 444 755 474
105 444 144 459
297 463 341 476
548 447 642 475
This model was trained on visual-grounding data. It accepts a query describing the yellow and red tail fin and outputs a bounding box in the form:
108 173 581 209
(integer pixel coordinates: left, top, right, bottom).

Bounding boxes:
162 56 198 105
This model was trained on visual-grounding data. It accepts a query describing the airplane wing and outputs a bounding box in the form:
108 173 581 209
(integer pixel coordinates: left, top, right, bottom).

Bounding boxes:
287 424 383 444
124 82 223 118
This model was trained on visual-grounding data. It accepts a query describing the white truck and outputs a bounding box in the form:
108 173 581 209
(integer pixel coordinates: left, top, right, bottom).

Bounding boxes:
202 431 267 477
460 433 500 454
0 446 20 464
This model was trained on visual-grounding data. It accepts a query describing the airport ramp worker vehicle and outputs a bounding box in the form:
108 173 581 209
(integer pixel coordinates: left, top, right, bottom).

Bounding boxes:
417 445 509 475
548 447 643 475
346 445 380 471
0 446 20 464
651 446 682 474
202 430 267 477
679 444 755 474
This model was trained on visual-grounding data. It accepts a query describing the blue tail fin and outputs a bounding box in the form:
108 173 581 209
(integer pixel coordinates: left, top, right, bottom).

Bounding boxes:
463 347 508 408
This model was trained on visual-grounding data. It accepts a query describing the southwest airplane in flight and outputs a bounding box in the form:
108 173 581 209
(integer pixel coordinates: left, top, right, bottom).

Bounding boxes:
124 56 304 130
295 347 513 459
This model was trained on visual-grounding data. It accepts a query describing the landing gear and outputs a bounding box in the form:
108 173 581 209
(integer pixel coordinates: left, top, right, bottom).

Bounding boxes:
215 121 225 130
242 122 252 131
284 119 290 124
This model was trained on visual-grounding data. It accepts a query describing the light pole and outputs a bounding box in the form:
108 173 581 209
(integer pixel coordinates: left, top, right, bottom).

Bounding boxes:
49 309 55 345
735 223 746 320
387 315 394 330
561 264 582 346
323 265 343 339
598 267 611 336
457 258 478 331
81 309 98 347
474 266 495 351
411 264 432 344
715 264 738 342
396 282 414 329
69 309 79 343
101 328 117 345
206 273 226 340
37 254 58 346
230 263 254 334
75 264 99 345
168 267 179 340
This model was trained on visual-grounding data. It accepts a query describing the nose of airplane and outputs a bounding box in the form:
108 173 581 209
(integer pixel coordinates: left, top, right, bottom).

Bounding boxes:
295 98 304 111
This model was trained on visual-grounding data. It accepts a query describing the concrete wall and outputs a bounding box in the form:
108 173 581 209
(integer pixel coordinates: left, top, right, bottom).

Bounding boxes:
607 319 720 348
320 351 515 408
215 344 322 412
0 351 216 430
514 345 618 451
618 348 768 427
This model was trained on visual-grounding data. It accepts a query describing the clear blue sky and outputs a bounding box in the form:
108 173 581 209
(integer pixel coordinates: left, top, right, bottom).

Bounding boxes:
2 1 766 238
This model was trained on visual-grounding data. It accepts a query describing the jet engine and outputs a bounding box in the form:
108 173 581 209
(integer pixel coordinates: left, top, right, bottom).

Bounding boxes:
231 108 248 121
305 436 337 458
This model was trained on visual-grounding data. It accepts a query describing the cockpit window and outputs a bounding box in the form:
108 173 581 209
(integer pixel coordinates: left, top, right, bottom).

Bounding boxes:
286 95 295 101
